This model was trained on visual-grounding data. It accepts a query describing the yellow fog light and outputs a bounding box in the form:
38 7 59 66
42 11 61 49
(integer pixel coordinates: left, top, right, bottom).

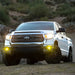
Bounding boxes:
4 47 10 52
46 45 53 51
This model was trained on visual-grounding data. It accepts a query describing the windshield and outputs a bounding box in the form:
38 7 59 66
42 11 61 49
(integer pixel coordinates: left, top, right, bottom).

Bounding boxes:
16 22 54 31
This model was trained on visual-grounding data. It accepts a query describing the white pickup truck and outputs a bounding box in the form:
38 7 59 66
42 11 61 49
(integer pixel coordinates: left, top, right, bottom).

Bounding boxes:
2 21 73 66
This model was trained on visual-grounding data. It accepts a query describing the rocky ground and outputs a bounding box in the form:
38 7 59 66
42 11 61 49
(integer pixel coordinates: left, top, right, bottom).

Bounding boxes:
0 63 75 75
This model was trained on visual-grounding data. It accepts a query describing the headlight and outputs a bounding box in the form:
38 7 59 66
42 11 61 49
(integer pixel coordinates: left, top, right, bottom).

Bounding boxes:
44 33 54 39
6 35 12 40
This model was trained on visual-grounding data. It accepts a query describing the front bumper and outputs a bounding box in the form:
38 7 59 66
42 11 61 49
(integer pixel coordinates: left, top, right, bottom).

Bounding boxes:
2 44 54 58
4 38 54 58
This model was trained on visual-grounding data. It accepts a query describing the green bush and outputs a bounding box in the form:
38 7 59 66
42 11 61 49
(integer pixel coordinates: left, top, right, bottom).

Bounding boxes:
12 16 18 21
71 7 75 14
7 3 29 14
0 5 10 24
56 3 72 16
29 3 50 19
0 0 12 5
17 0 43 4
17 0 31 3
39 17 49 21
62 15 75 23
54 0 67 4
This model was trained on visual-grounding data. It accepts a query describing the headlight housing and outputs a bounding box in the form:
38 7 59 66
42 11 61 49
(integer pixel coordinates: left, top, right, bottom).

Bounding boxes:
44 33 54 39
6 34 12 40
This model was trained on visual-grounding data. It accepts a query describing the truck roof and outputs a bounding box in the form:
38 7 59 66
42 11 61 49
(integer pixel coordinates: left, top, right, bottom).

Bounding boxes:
22 21 55 24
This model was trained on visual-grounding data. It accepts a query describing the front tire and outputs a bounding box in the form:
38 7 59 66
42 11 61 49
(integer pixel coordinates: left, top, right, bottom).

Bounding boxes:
2 54 20 66
45 46 61 64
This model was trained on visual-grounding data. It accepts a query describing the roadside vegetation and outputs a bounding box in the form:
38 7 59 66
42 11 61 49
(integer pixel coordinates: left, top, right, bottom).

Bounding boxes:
0 0 75 29
0 4 10 25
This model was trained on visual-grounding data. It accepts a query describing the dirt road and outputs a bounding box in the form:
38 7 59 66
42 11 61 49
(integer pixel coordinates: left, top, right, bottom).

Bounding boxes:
0 63 75 75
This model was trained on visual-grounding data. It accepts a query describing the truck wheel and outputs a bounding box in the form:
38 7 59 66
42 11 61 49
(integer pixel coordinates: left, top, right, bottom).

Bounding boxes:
46 46 61 64
27 59 37 65
62 56 68 62
68 49 73 62
3 54 20 66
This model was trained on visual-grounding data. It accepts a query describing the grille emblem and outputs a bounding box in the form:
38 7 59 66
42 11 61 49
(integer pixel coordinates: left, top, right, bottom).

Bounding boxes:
24 36 30 40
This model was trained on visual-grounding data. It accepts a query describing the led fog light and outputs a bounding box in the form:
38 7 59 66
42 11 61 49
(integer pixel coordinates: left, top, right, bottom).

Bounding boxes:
4 47 10 52
46 45 53 51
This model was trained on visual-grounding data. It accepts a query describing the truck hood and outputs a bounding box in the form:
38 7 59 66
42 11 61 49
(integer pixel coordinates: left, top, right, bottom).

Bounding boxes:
11 30 54 35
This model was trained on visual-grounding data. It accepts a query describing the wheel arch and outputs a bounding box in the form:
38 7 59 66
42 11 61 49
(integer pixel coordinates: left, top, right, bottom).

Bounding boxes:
68 46 73 57
69 46 72 52
54 40 58 47
68 46 73 62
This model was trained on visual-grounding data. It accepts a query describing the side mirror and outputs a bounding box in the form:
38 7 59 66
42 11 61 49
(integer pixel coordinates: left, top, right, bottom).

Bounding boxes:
57 28 65 32
9 29 15 33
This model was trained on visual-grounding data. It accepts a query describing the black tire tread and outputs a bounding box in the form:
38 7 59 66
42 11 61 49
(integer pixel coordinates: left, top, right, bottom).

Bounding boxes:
3 54 20 66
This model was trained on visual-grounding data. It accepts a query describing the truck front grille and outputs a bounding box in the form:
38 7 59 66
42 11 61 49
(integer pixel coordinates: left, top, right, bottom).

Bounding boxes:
11 34 44 43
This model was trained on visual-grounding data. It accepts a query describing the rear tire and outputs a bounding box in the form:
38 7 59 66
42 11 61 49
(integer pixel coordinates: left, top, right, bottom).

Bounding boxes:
62 56 68 62
45 46 61 64
68 49 73 62
2 54 20 66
